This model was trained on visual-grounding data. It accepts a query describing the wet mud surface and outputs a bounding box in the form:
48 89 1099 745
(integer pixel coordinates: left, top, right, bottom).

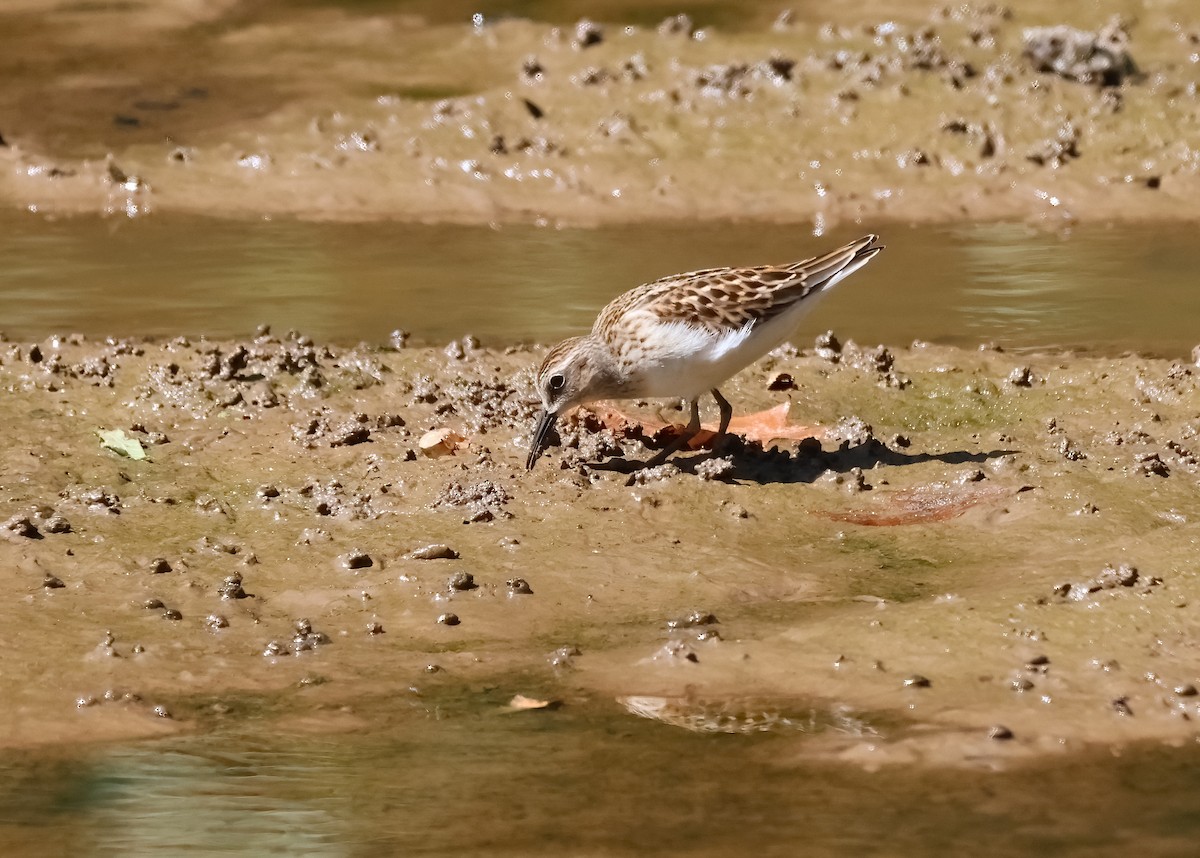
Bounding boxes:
2 0 1199 226
3 330 1199 768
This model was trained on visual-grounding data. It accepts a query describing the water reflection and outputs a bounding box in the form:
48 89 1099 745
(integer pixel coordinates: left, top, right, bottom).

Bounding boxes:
83 743 346 855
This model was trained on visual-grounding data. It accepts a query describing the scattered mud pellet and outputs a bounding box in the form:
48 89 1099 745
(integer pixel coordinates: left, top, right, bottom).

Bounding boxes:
657 13 695 38
1096 563 1140 589
626 463 679 486
548 645 582 668
153 705 172 719
1007 366 1035 387
143 598 165 610
263 640 289 657
432 480 512 522
903 675 932 688
1135 452 1169 477
520 56 545 84
572 18 604 49
257 485 280 500
694 456 734 481
3 515 41 540
506 577 533 595
767 372 796 391
1012 677 1035 692
655 640 699 663
832 416 875 449
292 618 332 651
814 330 842 362
329 421 371 447
149 558 172 574
988 725 1015 741
340 550 374 570
206 614 229 630
1058 438 1087 461
218 574 248 600
42 574 65 589
407 543 459 560
163 608 183 621
1022 20 1135 86
729 504 750 519
298 528 332 545
1111 696 1133 716
77 695 99 709
667 611 719 630
1174 683 1198 697
366 621 385 635
437 612 461 626
448 571 477 591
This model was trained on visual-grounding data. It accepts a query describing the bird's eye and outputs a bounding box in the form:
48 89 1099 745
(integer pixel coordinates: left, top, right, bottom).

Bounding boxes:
548 373 566 392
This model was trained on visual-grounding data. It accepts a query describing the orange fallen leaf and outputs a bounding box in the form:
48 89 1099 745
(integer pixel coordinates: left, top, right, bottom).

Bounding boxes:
587 402 825 448
820 483 1016 526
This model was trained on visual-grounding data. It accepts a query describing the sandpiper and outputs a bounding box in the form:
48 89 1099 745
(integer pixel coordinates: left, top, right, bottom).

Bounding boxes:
526 234 883 470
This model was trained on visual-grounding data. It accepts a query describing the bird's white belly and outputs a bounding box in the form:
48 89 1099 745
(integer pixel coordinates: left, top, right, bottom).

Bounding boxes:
623 310 806 401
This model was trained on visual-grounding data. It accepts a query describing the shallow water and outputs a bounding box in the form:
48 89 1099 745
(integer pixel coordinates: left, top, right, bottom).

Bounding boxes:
4 694 1200 857
0 212 1196 356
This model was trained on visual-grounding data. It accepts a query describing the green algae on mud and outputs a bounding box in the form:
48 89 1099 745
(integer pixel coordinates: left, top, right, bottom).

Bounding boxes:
1 330 1199 767
2 1 1199 227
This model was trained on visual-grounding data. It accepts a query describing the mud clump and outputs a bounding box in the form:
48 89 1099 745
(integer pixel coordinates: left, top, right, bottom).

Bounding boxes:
1054 563 1160 601
432 481 513 522
1023 19 1137 86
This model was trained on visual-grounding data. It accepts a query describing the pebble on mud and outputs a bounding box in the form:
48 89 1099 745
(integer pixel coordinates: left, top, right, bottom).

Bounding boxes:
506 577 533 595
149 557 173 574
366 621 385 635
42 515 71 534
340 550 374 570
447 571 477 591
988 725 1015 741
218 574 248 599
206 614 229 630
407 543 459 560
437 612 461 626
42 574 65 589
903 675 932 688
3 515 41 540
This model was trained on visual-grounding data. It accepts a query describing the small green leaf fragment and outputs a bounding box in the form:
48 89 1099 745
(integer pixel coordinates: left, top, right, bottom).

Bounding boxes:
98 429 146 460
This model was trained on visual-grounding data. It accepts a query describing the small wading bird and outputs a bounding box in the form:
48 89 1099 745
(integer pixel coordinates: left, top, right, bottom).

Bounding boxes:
526 234 884 471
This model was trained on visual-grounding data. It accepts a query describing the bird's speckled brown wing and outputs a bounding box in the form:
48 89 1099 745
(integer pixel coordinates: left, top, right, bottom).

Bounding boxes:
594 235 881 340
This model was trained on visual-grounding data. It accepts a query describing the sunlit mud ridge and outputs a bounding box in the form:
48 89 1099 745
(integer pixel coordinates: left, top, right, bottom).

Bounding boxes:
2 330 1198 765
1 2 1198 226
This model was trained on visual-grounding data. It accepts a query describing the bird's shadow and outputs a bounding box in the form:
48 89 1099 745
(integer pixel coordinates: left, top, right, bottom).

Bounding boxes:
591 439 1018 486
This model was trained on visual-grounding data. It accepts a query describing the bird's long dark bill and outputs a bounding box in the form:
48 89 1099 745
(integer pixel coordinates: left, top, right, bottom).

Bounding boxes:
526 409 558 471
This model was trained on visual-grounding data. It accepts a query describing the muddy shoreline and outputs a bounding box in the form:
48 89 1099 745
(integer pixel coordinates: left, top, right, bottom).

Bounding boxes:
2 329 1198 765
2 2 1199 227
